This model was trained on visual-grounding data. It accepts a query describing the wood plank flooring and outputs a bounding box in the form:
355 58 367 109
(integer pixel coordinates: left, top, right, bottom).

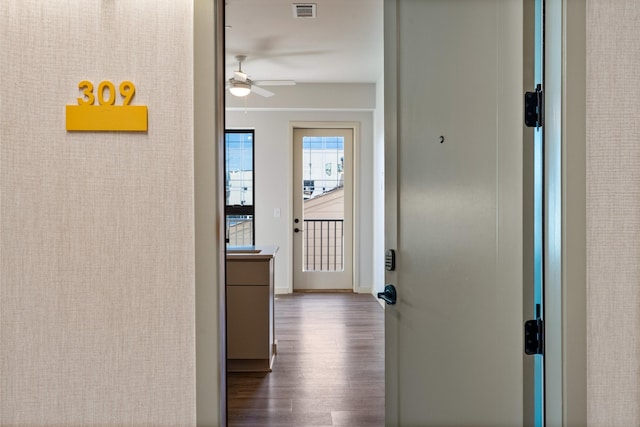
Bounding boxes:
227 293 385 427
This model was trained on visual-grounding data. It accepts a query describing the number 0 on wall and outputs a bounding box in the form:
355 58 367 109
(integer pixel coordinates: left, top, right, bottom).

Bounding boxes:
66 80 148 132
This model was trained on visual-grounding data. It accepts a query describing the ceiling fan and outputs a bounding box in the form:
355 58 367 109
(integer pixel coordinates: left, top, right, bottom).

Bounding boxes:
227 55 295 98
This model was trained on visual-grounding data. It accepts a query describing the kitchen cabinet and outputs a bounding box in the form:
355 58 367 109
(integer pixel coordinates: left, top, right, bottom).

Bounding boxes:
226 246 278 372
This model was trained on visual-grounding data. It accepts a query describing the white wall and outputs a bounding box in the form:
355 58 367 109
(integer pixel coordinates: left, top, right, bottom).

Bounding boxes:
1 1 197 425
226 83 375 110
226 87 377 293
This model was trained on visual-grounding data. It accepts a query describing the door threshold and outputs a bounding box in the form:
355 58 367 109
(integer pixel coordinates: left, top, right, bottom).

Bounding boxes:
293 289 353 293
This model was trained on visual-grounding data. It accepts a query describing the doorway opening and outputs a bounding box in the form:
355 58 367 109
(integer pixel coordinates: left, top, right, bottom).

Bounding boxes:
197 0 580 419
224 0 384 425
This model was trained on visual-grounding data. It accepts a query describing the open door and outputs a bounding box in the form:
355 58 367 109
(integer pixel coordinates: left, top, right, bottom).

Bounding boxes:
382 0 531 425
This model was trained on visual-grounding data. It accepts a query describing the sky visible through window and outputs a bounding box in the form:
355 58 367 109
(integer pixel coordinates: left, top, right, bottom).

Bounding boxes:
226 131 253 206
225 132 253 172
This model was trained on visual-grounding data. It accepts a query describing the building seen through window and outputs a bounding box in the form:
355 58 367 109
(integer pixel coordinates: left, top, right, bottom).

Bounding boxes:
225 130 254 246
302 136 344 200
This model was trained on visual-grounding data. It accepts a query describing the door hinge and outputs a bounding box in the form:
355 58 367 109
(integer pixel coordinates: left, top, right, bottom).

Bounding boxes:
524 317 544 355
524 84 544 128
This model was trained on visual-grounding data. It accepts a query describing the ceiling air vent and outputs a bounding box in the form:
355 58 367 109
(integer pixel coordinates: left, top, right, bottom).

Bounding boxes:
293 3 316 18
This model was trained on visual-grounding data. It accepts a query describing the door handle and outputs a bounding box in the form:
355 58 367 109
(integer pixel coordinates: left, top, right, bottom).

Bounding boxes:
377 284 397 305
294 227 301 233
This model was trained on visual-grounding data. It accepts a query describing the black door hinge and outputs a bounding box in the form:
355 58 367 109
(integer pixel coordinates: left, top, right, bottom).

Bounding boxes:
524 317 544 355
524 84 544 128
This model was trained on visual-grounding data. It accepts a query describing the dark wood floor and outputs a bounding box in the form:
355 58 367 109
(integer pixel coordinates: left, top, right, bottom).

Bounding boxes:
227 292 385 427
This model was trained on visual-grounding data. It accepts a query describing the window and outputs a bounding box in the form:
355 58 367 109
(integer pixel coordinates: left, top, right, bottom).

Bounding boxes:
225 130 254 246
302 136 344 200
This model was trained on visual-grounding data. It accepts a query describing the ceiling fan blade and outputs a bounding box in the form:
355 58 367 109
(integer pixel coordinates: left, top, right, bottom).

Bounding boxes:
251 85 274 98
252 80 296 87
234 71 248 82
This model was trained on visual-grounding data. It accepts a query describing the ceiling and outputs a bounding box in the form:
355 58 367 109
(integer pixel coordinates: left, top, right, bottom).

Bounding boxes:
225 0 384 84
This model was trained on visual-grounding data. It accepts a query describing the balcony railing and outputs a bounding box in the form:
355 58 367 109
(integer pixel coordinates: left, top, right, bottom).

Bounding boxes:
303 219 344 272
226 215 254 246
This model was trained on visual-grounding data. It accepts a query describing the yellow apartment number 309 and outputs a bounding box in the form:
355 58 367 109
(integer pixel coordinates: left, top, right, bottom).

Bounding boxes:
77 80 135 106
66 80 147 132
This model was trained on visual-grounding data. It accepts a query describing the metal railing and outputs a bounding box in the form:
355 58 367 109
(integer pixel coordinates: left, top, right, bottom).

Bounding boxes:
303 219 344 272
226 215 254 246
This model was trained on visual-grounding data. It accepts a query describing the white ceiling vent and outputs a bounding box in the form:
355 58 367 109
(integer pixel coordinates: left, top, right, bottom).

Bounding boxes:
293 3 317 18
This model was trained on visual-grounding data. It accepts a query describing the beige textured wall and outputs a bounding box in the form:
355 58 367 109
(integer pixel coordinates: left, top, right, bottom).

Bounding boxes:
0 1 196 425
587 0 640 425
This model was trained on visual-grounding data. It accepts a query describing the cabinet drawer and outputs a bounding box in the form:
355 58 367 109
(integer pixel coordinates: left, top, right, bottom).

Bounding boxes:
226 259 272 285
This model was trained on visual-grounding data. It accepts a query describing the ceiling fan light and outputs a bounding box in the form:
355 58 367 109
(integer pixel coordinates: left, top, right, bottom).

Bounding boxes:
229 81 251 97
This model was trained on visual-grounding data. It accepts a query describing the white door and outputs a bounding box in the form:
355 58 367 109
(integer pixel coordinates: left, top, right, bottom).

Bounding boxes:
293 128 353 291
383 0 529 425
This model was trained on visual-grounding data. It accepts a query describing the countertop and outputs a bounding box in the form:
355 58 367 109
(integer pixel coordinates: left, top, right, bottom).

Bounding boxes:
226 245 279 260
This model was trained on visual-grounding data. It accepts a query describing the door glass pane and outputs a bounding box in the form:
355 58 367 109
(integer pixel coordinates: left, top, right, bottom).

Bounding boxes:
301 136 344 272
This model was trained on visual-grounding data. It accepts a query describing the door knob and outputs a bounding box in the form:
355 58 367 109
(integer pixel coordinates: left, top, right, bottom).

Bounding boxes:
294 227 301 233
377 284 397 305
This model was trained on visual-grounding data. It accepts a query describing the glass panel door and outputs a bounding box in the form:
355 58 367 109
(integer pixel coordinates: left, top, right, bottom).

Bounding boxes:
293 128 353 290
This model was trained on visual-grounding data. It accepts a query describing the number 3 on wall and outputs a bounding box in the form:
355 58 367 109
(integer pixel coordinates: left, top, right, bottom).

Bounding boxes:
77 80 136 107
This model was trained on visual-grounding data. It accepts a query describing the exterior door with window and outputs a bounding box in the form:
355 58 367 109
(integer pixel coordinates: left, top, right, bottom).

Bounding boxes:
293 128 353 290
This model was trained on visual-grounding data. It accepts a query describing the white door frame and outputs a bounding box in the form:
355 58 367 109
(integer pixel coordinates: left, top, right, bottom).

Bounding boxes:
194 0 226 425
292 127 354 291
288 121 360 293
543 0 587 425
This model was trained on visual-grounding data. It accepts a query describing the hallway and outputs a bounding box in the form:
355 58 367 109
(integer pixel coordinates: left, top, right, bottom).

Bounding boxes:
227 293 385 426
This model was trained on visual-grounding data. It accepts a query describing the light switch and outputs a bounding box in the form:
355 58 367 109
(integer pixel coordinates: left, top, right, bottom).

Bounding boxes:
273 208 281 218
